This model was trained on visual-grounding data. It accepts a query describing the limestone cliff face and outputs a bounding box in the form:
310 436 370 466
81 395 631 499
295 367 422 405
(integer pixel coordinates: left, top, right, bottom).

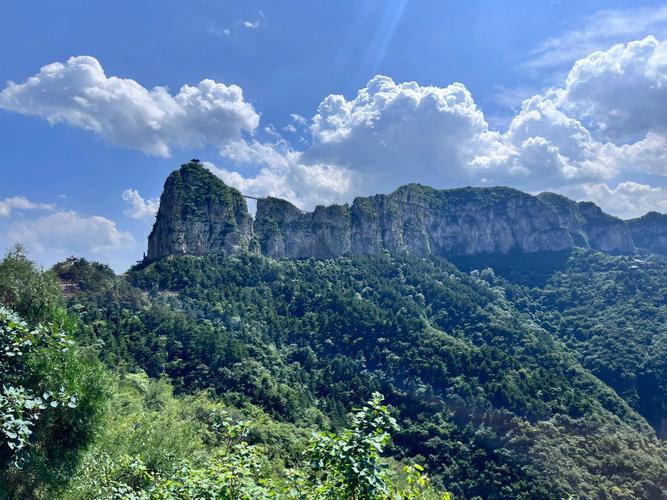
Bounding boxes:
255 198 352 258
147 162 254 260
349 185 575 256
148 163 663 261
254 185 583 258
627 212 667 254
538 193 635 253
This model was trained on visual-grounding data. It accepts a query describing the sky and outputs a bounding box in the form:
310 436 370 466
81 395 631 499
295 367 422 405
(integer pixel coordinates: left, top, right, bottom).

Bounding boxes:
2 0 667 271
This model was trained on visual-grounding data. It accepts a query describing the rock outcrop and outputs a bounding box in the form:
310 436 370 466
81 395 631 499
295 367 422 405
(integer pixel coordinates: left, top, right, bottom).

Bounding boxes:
627 212 667 255
255 185 576 258
537 192 635 253
147 162 664 261
147 162 254 260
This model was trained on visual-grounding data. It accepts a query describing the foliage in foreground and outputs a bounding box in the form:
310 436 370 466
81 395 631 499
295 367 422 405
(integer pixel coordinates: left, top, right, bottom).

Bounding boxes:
62 379 445 499
0 248 446 499
63 251 667 498
3 247 667 498
0 255 109 497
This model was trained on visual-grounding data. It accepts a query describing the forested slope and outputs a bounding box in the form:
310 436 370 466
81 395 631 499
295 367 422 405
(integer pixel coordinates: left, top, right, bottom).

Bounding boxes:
51 251 667 498
0 248 446 499
499 250 667 438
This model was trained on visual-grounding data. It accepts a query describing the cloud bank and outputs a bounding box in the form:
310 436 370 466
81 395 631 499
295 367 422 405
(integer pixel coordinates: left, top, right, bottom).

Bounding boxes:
0 196 53 217
0 56 259 156
122 189 159 220
6 210 136 271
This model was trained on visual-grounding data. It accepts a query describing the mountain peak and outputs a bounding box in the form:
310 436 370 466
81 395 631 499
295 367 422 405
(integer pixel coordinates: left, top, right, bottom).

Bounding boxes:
147 162 254 260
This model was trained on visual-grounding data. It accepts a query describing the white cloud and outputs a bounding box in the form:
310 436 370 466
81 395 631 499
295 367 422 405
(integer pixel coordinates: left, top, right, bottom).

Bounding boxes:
293 74 618 193
0 56 259 156
194 32 664 221
526 6 667 70
239 10 264 29
304 75 507 190
207 25 231 37
121 189 159 220
5 39 667 219
558 36 667 143
214 38 667 216
472 93 618 187
562 181 667 219
220 139 294 168
7 210 136 270
0 196 53 217
609 132 667 177
242 20 261 29
290 113 307 126
206 140 354 209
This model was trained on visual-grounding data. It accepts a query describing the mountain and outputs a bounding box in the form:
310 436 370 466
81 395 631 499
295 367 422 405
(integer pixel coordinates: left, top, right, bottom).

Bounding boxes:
147 162 666 262
628 212 667 255
8 161 666 498
537 192 635 252
51 161 667 496
50 250 667 498
147 162 254 260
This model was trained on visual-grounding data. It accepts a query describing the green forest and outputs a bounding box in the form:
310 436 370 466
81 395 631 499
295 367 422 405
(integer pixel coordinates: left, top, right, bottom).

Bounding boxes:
1 246 666 498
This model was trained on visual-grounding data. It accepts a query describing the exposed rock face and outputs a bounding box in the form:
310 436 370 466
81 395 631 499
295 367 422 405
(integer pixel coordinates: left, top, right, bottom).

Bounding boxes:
254 185 593 259
538 192 635 253
147 162 254 260
352 185 574 256
148 163 665 261
255 198 352 258
627 212 667 254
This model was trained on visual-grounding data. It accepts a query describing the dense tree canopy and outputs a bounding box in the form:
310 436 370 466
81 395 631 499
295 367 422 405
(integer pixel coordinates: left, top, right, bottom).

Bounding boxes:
44 250 667 498
1 246 666 498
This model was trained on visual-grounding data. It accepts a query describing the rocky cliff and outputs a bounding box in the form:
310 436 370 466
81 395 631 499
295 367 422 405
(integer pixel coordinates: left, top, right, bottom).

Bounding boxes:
537 192 635 252
255 184 578 258
147 162 664 261
147 162 254 260
627 212 667 255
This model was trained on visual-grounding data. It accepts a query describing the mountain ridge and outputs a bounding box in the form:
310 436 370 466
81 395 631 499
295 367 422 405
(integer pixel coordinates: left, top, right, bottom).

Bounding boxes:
146 161 666 261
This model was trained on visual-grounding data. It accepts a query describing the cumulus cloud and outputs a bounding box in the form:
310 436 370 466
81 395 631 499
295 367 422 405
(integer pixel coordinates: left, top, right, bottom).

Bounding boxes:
7 210 136 270
0 56 259 156
121 189 159 220
558 36 667 143
206 140 355 209
215 37 667 215
239 10 264 29
562 182 667 219
472 93 619 187
4 38 667 217
0 196 53 217
241 19 261 29
304 76 507 189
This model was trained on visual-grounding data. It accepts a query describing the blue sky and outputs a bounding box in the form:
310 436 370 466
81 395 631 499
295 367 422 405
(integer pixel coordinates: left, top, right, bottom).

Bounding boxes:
2 0 667 270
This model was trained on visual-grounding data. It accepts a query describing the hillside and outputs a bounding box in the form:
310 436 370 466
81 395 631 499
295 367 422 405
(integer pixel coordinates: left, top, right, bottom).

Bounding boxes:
2 163 667 498
51 251 667 498
0 249 448 499
499 250 667 438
